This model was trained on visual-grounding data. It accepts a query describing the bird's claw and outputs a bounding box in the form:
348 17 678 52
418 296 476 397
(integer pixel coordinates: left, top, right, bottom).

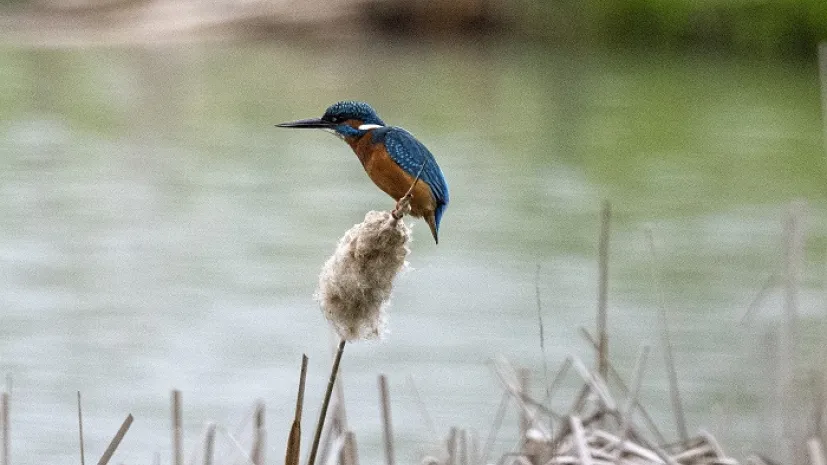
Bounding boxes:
392 194 412 220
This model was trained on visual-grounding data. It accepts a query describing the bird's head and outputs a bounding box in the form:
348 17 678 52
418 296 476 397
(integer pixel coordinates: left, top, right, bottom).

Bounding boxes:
276 101 385 139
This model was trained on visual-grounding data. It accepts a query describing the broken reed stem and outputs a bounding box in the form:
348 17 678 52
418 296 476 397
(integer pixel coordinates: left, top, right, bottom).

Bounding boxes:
621 345 650 432
202 423 216 465
343 431 359 465
645 227 688 442
818 43 827 149
578 328 666 443
470 430 480 465
610 345 651 462
78 392 85 465
308 339 346 465
378 375 396 465
480 390 509 465
447 427 458 465
535 265 551 406
333 345 349 433
490 358 549 437
217 426 256 465
597 201 611 382
518 368 531 440
570 357 615 411
406 375 436 440
780 202 804 461
319 336 348 465
808 438 826 465
251 402 265 465
543 357 572 406
458 429 468 465
172 390 182 465
286 355 309 465
2 390 8 465
816 41 827 453
569 416 594 465
812 371 825 443
741 274 779 325
97 413 133 465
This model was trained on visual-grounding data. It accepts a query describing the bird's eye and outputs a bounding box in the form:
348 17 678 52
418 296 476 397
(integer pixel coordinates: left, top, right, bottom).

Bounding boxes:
329 116 341 123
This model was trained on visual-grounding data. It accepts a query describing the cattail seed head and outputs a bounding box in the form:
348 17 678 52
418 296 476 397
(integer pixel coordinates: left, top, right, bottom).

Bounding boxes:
315 210 411 341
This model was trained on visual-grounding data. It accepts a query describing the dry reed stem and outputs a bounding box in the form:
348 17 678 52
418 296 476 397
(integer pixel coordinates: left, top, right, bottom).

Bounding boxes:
481 390 510 465
172 390 182 465
407 375 437 440
322 435 345 465
470 430 480 465
77 391 85 465
97 413 133 465
448 427 458 465
319 335 347 465
808 438 826 465
608 345 650 462
578 328 665 443
378 375 396 465
490 358 549 437
544 357 572 407
459 429 469 465
535 264 551 406
217 426 256 465
591 431 665 464
669 444 714 462
818 41 827 453
624 426 680 465
343 431 359 465
570 357 616 411
308 339 346 465
740 274 779 325
810 372 824 443
2 391 8 465
286 355 309 465
202 422 216 465
333 339 349 433
519 368 531 442
569 416 594 465
779 201 804 462
251 402 265 465
819 43 827 148
597 201 611 382
645 227 688 442
698 430 725 458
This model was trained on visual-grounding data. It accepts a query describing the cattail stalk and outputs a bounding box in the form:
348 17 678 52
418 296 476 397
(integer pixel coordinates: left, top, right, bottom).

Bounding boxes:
307 340 346 465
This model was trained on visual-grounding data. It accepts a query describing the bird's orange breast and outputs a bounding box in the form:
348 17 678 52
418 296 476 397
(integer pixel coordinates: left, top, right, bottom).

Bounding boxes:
349 135 436 219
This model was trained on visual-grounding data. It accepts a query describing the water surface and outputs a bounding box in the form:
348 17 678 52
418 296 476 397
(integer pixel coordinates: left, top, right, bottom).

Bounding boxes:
0 42 825 464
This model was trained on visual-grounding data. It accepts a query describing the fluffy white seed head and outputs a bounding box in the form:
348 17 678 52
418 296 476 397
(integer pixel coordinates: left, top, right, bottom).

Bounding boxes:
315 210 411 341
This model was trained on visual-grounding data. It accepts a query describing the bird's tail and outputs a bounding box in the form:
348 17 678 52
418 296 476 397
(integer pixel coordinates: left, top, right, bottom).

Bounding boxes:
425 212 439 244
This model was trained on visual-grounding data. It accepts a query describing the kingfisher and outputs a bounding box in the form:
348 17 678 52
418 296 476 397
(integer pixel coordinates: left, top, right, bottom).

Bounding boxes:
277 101 449 244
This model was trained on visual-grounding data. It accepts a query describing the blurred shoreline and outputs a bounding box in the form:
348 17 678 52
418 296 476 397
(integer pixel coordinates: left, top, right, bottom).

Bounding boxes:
0 0 825 59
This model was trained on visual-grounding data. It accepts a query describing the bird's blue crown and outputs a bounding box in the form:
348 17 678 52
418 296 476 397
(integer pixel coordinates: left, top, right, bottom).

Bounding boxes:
322 101 385 126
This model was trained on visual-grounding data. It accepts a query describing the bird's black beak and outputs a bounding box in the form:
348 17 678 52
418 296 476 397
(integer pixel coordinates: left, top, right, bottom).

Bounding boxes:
275 118 334 129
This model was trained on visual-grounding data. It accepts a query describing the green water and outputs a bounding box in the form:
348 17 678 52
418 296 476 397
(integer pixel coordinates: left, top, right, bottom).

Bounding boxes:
0 41 824 464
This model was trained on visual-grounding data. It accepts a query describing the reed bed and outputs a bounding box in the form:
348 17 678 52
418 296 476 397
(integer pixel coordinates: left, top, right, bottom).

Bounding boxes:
0 202 824 465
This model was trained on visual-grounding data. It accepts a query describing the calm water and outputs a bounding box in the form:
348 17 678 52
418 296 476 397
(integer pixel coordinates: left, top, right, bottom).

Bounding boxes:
0 41 825 464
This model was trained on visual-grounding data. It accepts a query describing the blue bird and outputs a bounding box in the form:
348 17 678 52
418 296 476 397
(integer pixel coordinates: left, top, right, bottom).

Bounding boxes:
277 101 449 244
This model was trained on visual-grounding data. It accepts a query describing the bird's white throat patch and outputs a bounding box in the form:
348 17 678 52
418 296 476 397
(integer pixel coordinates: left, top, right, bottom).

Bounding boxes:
358 124 383 131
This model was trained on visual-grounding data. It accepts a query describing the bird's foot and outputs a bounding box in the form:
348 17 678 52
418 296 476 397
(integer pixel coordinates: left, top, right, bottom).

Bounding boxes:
392 194 412 220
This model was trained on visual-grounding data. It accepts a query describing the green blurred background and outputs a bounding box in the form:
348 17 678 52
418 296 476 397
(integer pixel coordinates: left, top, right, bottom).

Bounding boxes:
0 1 825 465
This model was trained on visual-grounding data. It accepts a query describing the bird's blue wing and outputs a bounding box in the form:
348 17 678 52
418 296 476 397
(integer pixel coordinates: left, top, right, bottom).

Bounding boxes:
375 127 449 209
